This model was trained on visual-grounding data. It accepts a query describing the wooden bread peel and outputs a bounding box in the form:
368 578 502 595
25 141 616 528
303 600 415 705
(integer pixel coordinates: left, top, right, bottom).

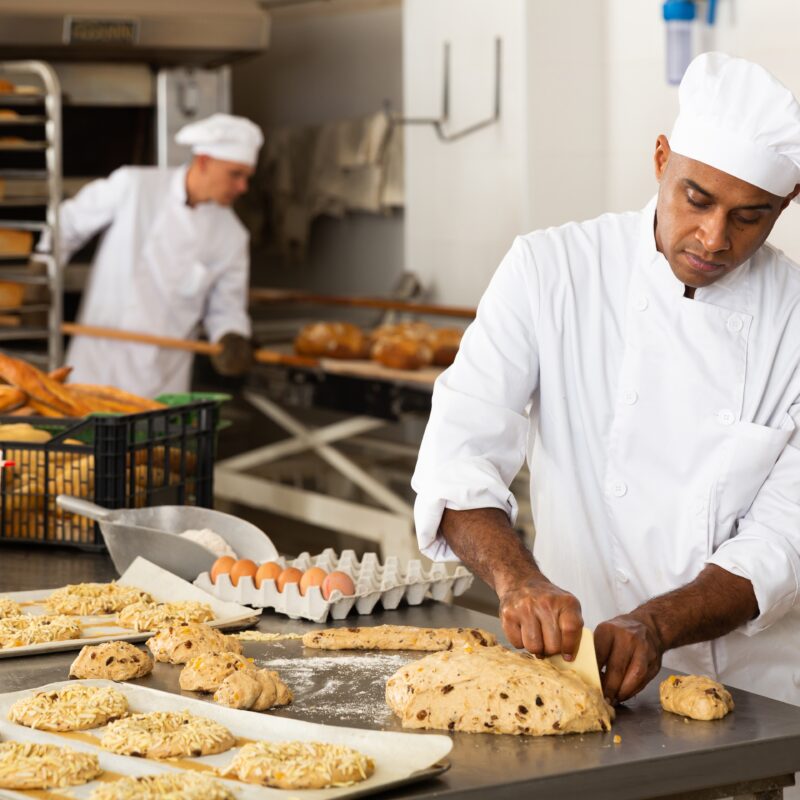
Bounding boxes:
61 322 319 369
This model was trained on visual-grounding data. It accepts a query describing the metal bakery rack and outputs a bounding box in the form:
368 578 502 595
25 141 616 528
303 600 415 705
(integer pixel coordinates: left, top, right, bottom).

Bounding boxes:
0 60 62 370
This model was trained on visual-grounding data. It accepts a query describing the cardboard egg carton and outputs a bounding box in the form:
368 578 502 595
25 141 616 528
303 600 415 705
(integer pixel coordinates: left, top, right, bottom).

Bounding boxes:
193 548 474 623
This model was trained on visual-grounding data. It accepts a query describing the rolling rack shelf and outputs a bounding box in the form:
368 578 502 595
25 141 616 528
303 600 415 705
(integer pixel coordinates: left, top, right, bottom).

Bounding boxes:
0 61 62 370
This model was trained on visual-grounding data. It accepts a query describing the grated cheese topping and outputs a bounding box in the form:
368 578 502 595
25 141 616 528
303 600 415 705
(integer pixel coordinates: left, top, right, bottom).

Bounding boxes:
101 710 235 759
0 597 23 619
8 684 129 731
221 740 375 789
88 772 235 800
117 601 214 632
0 614 82 649
45 582 152 616
0 741 101 790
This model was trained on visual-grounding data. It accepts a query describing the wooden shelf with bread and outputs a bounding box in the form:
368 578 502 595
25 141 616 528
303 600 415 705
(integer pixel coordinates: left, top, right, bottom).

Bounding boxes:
0 351 218 550
0 61 63 371
250 287 476 389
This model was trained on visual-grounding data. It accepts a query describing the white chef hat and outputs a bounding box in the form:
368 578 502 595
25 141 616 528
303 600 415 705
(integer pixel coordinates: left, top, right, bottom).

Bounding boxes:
175 113 264 167
670 52 800 200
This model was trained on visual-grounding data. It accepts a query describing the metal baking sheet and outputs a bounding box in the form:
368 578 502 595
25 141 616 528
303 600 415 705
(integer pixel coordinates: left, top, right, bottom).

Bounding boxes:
0 678 452 799
0 557 259 659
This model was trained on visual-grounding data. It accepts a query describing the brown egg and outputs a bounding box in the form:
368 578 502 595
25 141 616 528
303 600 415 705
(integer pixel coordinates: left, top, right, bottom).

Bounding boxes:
276 566 303 592
229 559 258 587
321 571 356 600
255 561 282 589
299 566 328 596
210 556 236 584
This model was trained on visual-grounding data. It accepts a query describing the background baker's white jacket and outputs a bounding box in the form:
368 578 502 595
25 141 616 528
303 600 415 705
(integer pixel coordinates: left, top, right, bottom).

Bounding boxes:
413 198 800 704
58 165 251 396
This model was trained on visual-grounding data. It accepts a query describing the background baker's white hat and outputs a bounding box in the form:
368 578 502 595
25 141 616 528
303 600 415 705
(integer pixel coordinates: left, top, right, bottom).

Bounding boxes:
175 113 264 167
670 52 800 200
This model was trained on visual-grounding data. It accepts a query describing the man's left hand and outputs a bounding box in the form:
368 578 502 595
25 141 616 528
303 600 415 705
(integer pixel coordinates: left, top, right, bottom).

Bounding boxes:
211 332 254 377
594 613 664 705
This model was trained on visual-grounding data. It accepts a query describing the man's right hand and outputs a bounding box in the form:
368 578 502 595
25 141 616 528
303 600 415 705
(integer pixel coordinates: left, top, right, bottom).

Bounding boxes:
498 575 584 660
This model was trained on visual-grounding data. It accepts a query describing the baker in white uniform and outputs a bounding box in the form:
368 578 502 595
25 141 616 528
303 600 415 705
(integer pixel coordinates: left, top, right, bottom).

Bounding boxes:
57 113 264 397
413 53 800 706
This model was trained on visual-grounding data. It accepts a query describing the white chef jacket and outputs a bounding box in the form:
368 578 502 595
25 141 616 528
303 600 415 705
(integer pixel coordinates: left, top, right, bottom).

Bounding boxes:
413 197 800 704
58 165 251 396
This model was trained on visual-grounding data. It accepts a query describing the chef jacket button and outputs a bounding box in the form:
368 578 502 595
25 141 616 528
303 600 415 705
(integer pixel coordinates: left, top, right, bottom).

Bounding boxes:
621 389 638 405
717 409 736 426
611 481 628 497
633 295 649 311
615 568 629 584
727 314 744 333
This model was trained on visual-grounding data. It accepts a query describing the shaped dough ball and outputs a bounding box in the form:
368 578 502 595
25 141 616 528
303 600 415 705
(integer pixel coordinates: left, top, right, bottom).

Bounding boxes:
659 674 734 721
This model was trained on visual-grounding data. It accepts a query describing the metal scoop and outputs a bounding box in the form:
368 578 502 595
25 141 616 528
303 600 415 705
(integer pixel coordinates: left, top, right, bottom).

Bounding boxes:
57 496 279 581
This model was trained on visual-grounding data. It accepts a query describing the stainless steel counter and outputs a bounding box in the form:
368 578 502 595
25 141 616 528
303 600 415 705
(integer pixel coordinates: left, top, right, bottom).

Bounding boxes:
2 544 800 799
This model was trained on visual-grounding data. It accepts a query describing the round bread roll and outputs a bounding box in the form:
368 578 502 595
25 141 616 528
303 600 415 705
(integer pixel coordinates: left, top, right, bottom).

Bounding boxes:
428 327 462 366
372 334 433 370
294 322 369 359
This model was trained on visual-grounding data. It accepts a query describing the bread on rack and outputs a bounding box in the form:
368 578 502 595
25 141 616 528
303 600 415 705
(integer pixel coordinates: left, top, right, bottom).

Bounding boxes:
0 79 15 93
0 281 25 310
294 321 370 359
0 230 33 257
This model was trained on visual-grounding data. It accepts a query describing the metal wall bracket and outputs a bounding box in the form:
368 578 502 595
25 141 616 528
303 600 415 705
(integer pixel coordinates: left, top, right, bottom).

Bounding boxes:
391 37 502 143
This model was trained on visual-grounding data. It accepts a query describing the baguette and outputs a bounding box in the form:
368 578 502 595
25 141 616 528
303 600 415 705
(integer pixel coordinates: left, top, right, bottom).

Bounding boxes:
48 366 73 384
0 353 92 417
0 386 26 412
68 384 165 412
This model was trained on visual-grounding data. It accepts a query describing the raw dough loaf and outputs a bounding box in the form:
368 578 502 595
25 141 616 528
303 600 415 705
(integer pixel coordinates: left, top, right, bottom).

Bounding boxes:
303 624 496 651
8 684 129 731
221 740 374 789
88 772 235 800
69 641 153 680
659 674 734 721
179 652 255 693
213 668 293 711
386 646 613 736
146 622 242 664
0 742 101 790
101 710 235 759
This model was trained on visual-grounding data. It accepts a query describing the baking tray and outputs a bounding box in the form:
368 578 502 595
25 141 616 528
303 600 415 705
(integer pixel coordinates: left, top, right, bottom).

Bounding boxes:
0 679 452 799
0 557 259 659
195 548 474 623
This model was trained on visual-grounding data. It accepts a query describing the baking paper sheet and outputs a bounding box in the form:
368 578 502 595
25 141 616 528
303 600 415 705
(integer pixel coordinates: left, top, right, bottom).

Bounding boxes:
0 679 452 799
0 557 259 659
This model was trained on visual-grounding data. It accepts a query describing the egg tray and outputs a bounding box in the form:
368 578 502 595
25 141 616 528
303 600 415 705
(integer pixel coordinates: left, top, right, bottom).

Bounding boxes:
193 548 474 623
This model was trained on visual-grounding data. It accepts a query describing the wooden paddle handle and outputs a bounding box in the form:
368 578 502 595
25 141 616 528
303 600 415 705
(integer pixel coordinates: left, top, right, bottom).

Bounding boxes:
60 322 320 369
249 288 477 319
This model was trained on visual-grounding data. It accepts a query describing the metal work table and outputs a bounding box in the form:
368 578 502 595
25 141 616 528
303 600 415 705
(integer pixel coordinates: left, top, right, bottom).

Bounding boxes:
2 546 800 799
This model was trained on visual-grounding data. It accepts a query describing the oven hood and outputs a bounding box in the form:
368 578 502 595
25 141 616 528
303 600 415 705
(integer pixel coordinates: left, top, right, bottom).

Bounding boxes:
0 0 270 67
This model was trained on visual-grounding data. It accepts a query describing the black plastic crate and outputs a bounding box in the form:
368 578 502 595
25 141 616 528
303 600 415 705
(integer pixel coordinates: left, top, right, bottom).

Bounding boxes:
0 401 217 550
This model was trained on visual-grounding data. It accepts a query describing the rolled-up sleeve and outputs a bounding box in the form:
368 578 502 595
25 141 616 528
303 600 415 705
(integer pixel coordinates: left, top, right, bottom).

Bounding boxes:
707 404 800 634
411 237 540 561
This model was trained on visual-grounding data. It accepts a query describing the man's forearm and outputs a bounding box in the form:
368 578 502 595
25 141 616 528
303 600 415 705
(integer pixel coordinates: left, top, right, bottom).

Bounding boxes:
631 564 758 652
440 508 543 595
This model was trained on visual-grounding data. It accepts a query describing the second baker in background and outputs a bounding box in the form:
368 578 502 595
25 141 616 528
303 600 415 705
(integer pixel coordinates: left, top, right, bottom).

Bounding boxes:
56 113 263 396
